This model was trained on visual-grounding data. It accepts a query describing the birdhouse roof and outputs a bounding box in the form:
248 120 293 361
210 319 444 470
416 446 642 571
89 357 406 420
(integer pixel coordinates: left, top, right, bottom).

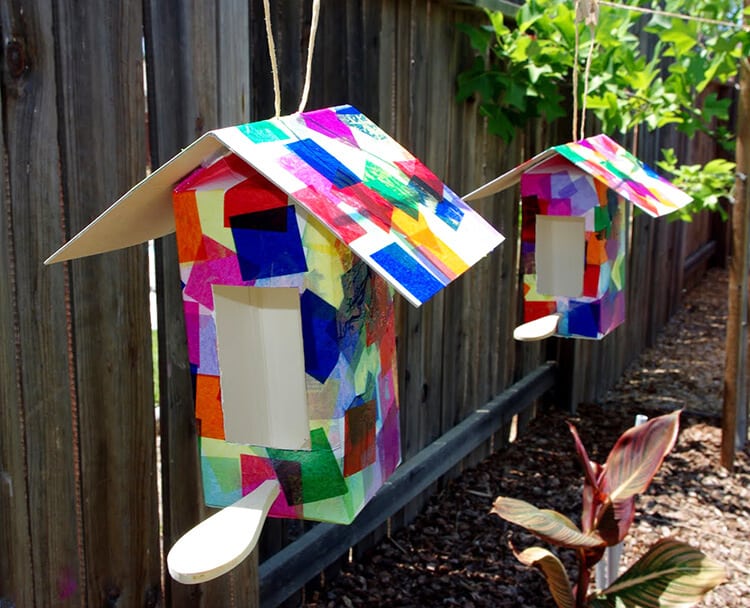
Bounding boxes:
46 105 503 307
463 134 692 218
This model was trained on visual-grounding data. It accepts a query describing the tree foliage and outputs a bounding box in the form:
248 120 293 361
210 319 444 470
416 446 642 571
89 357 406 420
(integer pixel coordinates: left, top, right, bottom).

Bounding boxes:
457 0 750 216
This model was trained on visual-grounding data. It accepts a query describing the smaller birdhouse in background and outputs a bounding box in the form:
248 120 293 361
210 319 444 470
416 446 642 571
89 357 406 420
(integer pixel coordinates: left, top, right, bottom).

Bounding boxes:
464 134 691 340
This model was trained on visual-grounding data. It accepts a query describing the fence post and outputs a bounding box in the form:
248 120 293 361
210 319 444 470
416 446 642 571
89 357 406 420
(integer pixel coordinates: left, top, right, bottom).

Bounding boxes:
723 50 750 468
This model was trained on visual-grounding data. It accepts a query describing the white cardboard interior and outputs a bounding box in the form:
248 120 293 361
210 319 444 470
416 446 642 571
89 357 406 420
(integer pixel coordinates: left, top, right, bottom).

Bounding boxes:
535 215 585 297
213 285 311 450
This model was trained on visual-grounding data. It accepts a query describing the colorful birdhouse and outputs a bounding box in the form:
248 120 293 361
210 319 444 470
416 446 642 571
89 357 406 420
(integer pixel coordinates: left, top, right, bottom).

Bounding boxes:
46 105 504 580
464 134 691 340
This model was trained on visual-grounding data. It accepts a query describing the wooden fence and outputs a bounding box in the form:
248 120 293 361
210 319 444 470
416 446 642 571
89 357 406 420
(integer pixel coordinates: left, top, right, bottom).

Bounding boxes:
0 1 723 607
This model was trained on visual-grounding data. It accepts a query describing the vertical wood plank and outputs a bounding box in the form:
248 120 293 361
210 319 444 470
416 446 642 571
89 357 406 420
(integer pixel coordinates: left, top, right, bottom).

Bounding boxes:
274 0 305 116
1 2 84 605
391 0 423 523
54 0 162 604
723 51 750 466
143 4 204 604
218 0 251 126
248 0 272 120
0 91 34 601
183 2 220 137
405 0 448 472
144 0 257 605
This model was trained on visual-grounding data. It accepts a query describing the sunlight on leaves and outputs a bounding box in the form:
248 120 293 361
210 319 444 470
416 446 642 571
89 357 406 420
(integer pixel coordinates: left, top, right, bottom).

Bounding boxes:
491 496 605 549
589 539 727 607
515 546 575 608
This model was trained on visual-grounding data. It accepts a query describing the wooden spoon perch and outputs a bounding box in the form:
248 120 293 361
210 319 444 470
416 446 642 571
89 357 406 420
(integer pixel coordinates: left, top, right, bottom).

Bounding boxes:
512 313 562 341
167 479 281 584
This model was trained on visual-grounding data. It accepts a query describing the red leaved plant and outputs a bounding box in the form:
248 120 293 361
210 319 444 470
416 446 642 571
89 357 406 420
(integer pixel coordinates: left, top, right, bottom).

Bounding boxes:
491 411 726 607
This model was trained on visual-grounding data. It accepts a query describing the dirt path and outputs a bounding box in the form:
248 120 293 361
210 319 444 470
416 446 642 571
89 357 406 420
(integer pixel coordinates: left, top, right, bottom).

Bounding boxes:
304 267 749 607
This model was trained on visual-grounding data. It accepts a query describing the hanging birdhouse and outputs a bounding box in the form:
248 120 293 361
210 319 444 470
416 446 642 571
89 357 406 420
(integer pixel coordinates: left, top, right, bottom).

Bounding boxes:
46 104 504 582
465 134 691 340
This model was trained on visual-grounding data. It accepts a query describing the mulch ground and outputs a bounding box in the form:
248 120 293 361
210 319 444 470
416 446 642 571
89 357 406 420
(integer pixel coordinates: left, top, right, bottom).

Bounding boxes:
303 267 750 607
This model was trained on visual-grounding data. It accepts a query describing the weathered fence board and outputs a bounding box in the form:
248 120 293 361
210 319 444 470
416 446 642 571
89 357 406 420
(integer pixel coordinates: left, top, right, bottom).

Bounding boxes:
55 2 161 603
1 0 161 605
144 0 257 605
0 6 77 606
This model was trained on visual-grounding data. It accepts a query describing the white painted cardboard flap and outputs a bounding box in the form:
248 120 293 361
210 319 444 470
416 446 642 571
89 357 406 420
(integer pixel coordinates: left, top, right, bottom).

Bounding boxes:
45 134 230 264
463 148 557 201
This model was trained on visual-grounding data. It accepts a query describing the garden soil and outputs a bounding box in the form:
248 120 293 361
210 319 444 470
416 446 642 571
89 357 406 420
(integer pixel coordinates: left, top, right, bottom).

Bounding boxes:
303 267 750 607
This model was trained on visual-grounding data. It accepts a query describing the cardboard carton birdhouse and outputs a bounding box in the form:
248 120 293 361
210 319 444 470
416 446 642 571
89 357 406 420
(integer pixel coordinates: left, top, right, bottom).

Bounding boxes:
47 105 504 581
464 134 691 340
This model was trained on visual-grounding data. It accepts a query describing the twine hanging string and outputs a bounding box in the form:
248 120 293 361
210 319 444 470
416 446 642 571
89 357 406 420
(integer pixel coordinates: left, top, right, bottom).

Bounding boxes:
572 1 581 142
262 0 281 117
573 0 599 141
579 0 598 140
262 0 321 117
298 0 321 113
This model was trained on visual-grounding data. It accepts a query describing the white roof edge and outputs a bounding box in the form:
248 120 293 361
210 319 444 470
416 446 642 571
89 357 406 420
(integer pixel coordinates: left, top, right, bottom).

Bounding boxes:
45 132 230 264
462 166 523 201
463 148 557 201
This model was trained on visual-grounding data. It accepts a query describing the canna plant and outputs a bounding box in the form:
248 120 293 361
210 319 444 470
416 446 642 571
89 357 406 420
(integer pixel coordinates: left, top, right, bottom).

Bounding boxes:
491 410 727 607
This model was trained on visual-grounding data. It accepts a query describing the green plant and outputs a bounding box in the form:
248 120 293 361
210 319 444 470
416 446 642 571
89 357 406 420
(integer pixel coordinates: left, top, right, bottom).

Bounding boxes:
457 0 749 216
456 6 574 142
491 411 727 607
657 149 735 221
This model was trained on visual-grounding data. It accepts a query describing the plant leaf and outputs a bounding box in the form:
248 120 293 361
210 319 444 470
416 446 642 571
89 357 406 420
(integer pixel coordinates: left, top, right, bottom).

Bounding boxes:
602 411 680 503
567 421 602 493
455 23 493 53
588 538 727 607
595 496 635 545
581 483 596 537
491 497 605 549
581 460 605 534
569 420 609 537
514 546 575 608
